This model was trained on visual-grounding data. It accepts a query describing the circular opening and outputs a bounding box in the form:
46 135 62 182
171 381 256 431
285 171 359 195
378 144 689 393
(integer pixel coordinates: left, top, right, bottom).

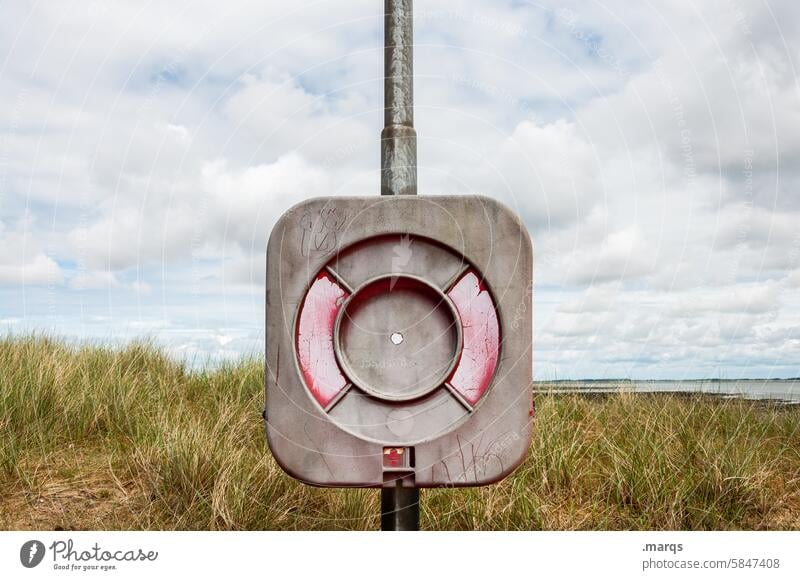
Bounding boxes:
334 275 463 402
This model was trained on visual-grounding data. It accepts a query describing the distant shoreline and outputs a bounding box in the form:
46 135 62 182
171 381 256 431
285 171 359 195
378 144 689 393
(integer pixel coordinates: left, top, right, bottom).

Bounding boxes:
534 378 800 404
535 378 800 383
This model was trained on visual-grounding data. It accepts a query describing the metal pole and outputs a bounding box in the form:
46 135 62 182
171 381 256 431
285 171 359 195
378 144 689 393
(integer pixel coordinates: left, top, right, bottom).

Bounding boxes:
381 0 417 196
381 481 420 531
380 0 420 530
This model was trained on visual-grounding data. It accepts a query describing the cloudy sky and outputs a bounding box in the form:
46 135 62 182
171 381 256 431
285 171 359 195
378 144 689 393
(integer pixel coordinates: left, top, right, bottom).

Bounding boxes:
1 0 798 379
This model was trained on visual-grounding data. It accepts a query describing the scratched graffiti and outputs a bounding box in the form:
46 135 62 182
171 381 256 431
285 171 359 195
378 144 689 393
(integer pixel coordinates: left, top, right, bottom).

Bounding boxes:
439 430 522 487
300 207 348 257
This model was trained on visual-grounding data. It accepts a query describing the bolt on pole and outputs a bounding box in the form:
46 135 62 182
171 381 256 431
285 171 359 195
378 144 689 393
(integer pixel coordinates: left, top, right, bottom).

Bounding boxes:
380 0 420 531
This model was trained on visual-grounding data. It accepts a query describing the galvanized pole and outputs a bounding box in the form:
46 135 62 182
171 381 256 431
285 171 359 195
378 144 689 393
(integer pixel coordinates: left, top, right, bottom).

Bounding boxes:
381 0 417 197
380 0 420 531
381 482 419 530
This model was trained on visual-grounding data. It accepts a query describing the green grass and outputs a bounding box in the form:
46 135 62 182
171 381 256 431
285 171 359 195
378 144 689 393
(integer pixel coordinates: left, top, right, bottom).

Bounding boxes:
1 335 799 530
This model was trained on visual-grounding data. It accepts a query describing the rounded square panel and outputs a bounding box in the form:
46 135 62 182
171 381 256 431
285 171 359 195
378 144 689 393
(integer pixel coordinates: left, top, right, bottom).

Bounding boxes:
266 196 533 488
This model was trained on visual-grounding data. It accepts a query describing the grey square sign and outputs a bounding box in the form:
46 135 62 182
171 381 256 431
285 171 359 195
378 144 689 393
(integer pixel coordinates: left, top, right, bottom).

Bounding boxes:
265 195 533 487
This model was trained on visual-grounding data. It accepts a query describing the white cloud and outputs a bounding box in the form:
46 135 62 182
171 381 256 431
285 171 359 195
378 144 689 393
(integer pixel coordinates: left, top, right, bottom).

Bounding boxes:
130 281 152 296
68 270 120 291
557 284 620 314
566 226 654 285
670 282 782 316
0 217 64 286
1 0 798 378
477 119 604 229
0 254 63 286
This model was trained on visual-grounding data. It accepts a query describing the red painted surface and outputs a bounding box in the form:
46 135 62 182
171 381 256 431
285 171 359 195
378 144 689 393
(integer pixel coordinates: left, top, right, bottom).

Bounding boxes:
383 447 408 469
296 272 349 408
447 271 500 405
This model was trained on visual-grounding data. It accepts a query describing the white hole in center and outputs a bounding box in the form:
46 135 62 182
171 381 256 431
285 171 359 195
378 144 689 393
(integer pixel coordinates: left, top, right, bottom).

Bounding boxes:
390 332 404 345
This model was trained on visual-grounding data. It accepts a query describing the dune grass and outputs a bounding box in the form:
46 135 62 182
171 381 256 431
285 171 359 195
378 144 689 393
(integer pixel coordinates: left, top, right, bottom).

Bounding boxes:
1 335 799 530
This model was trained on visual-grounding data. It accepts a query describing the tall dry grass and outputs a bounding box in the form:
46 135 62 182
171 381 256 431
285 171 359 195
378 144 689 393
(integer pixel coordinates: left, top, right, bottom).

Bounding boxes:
1 336 798 530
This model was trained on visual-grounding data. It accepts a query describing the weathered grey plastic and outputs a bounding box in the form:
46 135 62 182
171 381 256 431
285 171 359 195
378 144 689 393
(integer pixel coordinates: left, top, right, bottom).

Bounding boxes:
265 195 533 487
